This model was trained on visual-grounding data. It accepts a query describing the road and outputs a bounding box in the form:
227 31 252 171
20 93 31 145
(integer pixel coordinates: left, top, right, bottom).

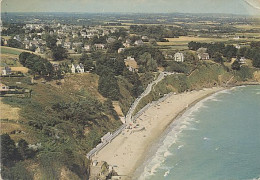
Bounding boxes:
86 71 175 159
125 72 173 124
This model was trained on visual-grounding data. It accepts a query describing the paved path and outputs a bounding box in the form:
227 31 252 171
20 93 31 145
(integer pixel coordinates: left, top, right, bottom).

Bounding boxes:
86 71 175 159
125 72 174 124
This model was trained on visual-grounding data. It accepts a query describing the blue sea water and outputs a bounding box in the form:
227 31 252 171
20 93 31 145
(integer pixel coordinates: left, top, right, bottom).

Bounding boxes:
136 86 260 180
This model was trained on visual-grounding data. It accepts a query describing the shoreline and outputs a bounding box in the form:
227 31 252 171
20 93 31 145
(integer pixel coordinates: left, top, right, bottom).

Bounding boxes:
92 86 231 179
131 87 227 179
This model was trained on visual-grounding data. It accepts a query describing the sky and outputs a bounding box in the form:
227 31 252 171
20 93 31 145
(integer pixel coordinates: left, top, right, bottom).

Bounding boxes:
1 0 260 15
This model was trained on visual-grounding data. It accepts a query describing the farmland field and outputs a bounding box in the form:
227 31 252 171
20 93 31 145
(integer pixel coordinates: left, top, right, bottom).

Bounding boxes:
157 35 260 50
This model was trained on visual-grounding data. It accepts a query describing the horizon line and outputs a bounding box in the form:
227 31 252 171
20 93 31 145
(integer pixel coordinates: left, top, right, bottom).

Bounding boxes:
1 11 259 17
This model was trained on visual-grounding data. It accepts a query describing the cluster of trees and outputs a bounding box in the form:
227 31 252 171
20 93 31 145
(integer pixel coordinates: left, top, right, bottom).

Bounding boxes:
95 56 125 100
19 52 69 79
46 35 68 60
79 52 94 71
107 40 124 53
138 52 158 72
89 35 107 45
95 53 145 99
52 98 119 128
130 25 187 40
123 45 166 66
19 52 54 77
188 41 237 63
188 41 260 68
7 39 23 48
1 23 25 36
1 134 36 179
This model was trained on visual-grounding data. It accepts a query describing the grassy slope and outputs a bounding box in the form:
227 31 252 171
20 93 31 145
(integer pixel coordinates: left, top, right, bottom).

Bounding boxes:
134 61 256 114
0 46 32 55
1 73 124 179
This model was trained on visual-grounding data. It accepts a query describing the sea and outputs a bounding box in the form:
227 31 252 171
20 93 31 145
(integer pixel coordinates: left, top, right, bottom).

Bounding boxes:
135 85 260 180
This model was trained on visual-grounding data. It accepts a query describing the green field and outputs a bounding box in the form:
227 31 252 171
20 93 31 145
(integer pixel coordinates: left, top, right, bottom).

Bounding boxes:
0 46 31 55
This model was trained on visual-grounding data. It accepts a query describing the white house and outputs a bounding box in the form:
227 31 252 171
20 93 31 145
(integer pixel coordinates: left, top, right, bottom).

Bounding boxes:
174 52 184 62
134 40 144 46
71 63 84 73
1 66 12 76
94 44 105 50
84 45 91 51
118 48 125 53
235 44 241 49
198 53 210 60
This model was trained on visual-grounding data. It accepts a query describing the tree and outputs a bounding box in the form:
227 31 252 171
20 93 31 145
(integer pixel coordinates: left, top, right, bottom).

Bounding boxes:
252 53 260 68
107 40 123 53
214 53 224 64
139 52 158 71
19 52 31 66
7 39 22 48
46 35 57 48
52 45 68 61
18 139 34 160
98 72 120 100
1 162 33 180
146 58 158 72
1 134 20 166
231 60 241 70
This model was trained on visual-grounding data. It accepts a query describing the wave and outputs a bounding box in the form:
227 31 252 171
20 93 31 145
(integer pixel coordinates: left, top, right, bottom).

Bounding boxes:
164 170 170 177
249 176 260 180
137 90 222 179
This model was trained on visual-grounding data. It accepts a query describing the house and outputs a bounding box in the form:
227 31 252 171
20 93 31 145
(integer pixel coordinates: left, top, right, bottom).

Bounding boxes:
84 45 91 51
134 40 144 46
90 161 110 179
197 48 209 60
107 37 116 44
94 44 105 50
0 83 9 92
174 52 184 62
35 47 44 54
142 36 149 40
63 42 71 49
13 35 21 42
123 39 131 48
239 57 246 64
80 31 87 38
71 63 84 73
52 64 60 71
4 39 8 45
1 66 12 76
56 39 63 46
118 48 125 53
235 44 241 49
198 53 210 60
124 56 139 72
72 42 83 48
126 39 131 44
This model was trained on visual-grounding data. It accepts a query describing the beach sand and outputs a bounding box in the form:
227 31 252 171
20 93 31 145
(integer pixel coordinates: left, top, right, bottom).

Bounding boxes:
93 87 223 179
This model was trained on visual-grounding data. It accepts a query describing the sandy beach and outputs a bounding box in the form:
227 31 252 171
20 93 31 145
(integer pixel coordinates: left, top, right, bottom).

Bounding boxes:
93 87 224 178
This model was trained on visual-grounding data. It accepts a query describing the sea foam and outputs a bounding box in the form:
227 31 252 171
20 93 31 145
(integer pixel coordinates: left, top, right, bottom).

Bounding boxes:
137 90 220 180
